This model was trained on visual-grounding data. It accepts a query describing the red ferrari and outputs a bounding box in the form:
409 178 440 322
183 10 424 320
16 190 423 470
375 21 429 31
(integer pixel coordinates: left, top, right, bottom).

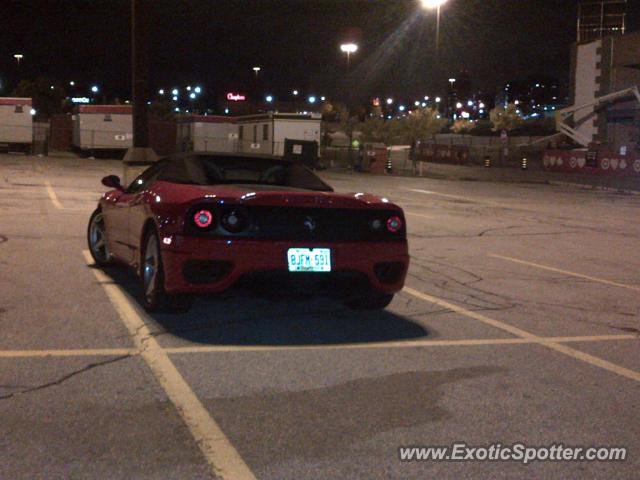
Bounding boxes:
88 153 409 312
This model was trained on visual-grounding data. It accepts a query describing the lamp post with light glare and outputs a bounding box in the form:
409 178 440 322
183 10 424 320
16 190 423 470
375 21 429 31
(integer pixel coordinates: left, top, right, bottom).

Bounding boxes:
13 54 24 68
252 66 261 77
420 0 448 57
340 43 358 69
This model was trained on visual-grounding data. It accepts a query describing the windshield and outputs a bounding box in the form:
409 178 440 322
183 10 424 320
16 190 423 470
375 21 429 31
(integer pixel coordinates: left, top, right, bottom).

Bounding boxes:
158 155 333 192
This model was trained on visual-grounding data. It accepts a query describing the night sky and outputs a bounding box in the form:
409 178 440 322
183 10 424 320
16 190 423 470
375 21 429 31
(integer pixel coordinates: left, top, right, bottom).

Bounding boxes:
2 0 640 103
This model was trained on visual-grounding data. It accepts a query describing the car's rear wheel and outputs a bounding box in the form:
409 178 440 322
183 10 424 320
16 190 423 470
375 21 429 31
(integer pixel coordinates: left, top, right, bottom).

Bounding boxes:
142 229 193 313
87 209 113 266
344 291 394 310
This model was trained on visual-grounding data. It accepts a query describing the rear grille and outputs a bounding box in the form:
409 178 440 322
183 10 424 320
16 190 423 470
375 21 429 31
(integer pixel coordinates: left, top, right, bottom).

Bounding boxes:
233 270 371 297
185 205 406 242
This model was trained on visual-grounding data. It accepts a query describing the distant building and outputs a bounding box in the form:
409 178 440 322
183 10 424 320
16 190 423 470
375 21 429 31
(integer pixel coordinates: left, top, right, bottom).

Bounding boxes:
496 77 564 118
569 30 640 150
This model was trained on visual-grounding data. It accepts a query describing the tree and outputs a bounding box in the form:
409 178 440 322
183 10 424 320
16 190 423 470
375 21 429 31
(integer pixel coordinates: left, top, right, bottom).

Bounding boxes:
490 103 523 132
336 104 360 147
450 119 476 134
12 78 66 117
395 107 447 144
360 116 399 145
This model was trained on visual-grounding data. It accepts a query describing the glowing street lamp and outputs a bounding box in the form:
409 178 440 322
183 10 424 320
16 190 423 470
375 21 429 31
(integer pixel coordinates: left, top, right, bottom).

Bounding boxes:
171 88 179 96
340 43 358 68
265 95 274 102
91 85 99 93
419 0 449 55
253 66 261 76
13 53 23 67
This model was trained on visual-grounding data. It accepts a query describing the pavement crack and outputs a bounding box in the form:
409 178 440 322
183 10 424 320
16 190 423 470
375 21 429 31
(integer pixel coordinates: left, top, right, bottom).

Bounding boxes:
0 354 131 401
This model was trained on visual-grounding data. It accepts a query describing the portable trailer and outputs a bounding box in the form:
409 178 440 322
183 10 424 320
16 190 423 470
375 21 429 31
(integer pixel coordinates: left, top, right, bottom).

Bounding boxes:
72 105 132 156
0 97 33 153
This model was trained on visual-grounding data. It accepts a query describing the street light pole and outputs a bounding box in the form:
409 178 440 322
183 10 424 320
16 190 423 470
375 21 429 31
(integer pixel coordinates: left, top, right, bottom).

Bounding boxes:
340 43 358 70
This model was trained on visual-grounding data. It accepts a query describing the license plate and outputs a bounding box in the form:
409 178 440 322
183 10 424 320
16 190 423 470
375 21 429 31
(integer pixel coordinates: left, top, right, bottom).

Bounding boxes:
287 248 331 272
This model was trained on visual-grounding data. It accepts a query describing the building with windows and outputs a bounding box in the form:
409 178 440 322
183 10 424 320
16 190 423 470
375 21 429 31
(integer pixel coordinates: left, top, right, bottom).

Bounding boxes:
568 29 640 150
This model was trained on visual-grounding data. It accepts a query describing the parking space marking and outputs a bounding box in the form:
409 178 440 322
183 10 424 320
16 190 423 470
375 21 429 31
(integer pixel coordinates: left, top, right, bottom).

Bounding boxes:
0 334 636 359
44 180 64 209
405 211 434 220
83 251 256 480
403 287 640 383
404 187 503 207
489 254 640 292
0 348 135 358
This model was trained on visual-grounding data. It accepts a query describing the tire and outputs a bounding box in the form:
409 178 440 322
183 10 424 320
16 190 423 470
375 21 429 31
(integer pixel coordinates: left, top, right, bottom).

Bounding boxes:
344 291 394 310
141 229 193 313
87 209 113 266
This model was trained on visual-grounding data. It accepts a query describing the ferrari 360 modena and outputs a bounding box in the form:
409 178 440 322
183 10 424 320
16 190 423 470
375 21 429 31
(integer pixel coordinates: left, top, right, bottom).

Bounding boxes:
87 153 409 312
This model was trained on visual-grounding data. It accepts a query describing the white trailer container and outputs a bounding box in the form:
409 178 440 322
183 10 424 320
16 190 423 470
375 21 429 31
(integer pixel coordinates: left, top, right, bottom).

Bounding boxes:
236 112 321 156
0 97 33 150
177 115 238 153
72 105 132 153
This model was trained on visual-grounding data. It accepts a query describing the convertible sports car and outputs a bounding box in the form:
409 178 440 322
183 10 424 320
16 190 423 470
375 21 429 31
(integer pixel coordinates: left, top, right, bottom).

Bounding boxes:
88 153 409 312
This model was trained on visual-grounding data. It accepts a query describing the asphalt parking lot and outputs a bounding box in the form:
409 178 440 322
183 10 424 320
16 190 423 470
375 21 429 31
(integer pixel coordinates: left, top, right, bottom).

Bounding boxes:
1 153 639 479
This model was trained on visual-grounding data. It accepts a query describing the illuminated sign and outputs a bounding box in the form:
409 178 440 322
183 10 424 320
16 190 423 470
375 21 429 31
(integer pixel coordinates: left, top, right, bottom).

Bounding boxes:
226 93 246 102
71 97 91 104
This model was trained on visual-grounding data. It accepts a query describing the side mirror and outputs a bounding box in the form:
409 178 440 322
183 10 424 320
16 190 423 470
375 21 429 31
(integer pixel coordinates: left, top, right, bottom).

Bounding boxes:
102 175 124 191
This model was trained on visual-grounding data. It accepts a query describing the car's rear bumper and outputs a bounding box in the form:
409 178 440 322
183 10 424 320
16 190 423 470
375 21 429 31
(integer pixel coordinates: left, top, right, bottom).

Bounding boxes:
160 235 409 295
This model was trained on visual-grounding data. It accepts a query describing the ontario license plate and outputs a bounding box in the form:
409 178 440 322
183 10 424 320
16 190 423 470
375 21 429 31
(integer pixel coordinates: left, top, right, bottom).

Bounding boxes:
287 248 332 272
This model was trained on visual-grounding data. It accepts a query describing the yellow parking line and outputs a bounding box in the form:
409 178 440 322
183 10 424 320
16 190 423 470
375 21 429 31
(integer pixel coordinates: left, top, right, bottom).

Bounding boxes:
488 254 640 292
163 334 637 354
0 334 635 359
403 286 640 383
45 180 64 209
83 251 256 480
0 348 136 358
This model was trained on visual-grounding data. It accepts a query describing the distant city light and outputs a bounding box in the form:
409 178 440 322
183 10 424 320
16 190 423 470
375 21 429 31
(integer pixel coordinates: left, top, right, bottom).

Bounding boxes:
171 88 179 96
424 96 429 100
29 108 36 116
292 89 299 96
224 108 230 114
265 95 273 102
386 98 393 105
308 96 316 103
158 89 165 95
172 96 178 101
91 85 99 93
514 100 520 105
69 81 75 86
189 92 196 99
421 102 427 107
467 100 474 106
320 96 326 101
186 86 192 91
456 102 463 109
174 107 179 112
479 102 485 108
194 86 202 94
399 105 406 111
414 101 420 106
461 111 470 119
435 97 441 102
479 109 484 114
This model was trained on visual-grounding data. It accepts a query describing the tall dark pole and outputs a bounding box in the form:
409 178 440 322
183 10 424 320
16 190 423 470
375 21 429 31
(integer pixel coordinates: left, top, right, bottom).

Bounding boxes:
132 0 150 148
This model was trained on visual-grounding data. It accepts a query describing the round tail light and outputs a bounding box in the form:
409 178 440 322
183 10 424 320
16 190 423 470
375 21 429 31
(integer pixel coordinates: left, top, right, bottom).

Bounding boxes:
194 209 214 228
386 215 403 233
221 209 248 233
